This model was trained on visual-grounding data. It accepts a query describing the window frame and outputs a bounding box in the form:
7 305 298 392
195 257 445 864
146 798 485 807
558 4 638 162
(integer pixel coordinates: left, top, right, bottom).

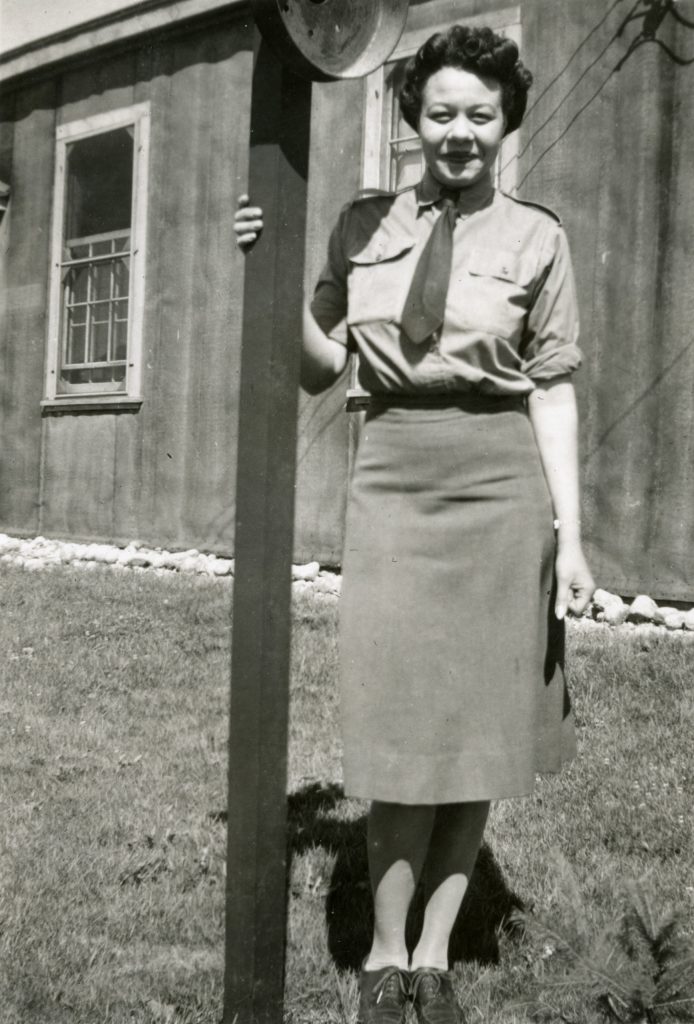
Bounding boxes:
43 102 151 411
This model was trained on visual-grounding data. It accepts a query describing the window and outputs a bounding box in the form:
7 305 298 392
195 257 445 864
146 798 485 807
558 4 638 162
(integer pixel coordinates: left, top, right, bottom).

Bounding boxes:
44 103 150 409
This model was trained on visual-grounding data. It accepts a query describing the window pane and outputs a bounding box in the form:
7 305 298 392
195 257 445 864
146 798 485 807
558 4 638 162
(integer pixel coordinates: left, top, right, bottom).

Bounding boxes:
92 262 112 302
66 319 87 365
92 319 110 363
68 242 90 259
65 127 133 239
113 258 129 298
62 368 92 385
114 301 129 360
90 300 110 324
67 265 89 305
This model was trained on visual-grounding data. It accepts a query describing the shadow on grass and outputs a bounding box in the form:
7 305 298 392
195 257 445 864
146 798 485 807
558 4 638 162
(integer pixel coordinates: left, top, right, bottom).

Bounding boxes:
287 782 524 972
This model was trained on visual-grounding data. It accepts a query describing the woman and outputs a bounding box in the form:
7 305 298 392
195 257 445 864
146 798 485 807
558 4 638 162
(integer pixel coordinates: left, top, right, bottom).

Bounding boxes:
235 25 594 1024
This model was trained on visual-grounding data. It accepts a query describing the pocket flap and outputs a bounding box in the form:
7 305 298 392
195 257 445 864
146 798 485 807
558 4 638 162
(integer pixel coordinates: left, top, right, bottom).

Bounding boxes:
349 233 415 266
467 248 528 283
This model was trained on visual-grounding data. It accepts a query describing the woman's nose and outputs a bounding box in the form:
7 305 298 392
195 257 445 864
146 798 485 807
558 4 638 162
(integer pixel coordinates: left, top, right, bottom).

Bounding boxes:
447 115 474 142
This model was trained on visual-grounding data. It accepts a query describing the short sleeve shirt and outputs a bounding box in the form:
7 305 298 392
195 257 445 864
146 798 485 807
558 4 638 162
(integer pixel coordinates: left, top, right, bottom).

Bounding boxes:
310 174 582 396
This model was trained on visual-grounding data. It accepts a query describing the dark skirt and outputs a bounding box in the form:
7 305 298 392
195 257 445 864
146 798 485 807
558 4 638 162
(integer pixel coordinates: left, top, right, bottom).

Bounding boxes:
339 394 576 804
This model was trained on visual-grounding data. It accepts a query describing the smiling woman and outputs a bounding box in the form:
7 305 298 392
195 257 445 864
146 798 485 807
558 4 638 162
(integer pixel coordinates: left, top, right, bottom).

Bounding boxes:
235 21 594 1024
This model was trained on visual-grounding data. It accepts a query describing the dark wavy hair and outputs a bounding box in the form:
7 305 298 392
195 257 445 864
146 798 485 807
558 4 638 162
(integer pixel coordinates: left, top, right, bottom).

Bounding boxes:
399 25 533 136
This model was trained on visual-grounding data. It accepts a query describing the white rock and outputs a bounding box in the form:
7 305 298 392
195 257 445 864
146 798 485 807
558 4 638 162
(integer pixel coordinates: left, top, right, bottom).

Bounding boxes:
209 558 233 576
592 588 622 611
179 554 208 574
663 610 685 630
292 561 320 582
603 601 628 626
683 609 694 631
628 594 659 623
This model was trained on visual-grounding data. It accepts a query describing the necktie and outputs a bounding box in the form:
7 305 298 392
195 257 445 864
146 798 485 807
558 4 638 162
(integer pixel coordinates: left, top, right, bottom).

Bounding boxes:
401 190 459 345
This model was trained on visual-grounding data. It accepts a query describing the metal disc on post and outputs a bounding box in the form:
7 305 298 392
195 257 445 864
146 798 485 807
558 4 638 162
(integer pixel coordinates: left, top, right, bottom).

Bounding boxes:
251 0 410 81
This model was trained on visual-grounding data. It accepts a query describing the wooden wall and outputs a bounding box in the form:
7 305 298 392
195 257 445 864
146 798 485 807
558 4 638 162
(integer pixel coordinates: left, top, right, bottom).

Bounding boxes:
522 0 694 600
1 0 693 599
0 9 362 564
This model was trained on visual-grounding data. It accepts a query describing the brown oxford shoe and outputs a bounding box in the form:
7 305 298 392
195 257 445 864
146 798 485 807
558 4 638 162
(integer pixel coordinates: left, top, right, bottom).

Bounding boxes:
410 966 463 1024
357 963 410 1024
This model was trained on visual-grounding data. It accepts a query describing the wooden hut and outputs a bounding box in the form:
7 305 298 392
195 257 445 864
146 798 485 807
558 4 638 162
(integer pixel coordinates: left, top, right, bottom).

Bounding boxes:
1 0 693 600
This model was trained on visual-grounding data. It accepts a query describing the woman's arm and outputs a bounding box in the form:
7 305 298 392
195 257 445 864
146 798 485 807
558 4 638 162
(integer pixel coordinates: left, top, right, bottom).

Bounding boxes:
234 195 348 395
301 302 349 394
527 376 595 619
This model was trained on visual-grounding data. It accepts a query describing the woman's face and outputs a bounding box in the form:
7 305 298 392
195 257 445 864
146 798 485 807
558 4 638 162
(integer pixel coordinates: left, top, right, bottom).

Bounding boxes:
417 66 506 189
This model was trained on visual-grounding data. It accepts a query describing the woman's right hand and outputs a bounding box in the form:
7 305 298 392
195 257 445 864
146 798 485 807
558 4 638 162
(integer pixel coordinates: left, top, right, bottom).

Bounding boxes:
234 194 264 250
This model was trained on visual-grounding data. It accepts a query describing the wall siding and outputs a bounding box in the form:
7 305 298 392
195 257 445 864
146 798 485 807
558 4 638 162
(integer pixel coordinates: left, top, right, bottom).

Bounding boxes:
0 80 55 535
1 1 693 598
521 0 694 599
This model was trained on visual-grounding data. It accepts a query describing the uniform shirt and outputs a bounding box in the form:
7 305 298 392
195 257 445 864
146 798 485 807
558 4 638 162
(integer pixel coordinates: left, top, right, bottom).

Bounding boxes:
310 172 582 396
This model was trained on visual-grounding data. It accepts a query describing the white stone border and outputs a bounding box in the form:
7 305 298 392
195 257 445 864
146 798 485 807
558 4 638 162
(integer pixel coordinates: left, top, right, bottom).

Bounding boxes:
0 534 342 599
1 534 692 626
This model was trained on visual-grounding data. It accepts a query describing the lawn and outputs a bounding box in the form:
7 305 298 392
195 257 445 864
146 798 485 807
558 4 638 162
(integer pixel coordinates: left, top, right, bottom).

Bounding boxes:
0 563 692 1023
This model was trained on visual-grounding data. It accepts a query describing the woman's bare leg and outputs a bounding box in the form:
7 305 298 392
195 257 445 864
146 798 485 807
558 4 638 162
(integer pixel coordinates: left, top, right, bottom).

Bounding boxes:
410 801 490 971
364 801 435 970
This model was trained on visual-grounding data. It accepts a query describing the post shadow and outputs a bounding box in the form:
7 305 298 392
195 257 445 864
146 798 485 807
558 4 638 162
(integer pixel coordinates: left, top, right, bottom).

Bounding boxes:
287 782 526 973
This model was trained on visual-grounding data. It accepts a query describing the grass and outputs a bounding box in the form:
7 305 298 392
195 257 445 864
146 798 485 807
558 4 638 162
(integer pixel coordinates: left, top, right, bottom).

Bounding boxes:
0 563 692 1023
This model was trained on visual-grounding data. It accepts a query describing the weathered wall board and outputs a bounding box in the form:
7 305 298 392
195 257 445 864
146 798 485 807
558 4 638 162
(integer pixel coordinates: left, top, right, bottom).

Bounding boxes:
522 0 694 600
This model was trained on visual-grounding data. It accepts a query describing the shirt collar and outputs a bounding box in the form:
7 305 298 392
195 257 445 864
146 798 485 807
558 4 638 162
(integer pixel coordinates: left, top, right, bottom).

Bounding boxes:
416 169 495 214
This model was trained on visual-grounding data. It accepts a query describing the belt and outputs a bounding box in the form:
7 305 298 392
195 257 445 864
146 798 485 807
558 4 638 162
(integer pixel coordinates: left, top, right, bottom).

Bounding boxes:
365 391 526 412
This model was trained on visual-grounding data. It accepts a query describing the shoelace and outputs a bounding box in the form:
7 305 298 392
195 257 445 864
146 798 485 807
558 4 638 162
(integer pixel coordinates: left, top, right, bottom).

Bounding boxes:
372 966 410 1005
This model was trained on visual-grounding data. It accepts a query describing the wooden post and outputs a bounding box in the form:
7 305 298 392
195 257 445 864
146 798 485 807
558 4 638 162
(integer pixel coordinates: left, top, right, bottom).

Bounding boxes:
223 34 312 1024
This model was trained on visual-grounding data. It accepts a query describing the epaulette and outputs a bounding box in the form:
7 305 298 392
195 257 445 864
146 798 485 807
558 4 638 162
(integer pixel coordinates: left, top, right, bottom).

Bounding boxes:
503 193 562 225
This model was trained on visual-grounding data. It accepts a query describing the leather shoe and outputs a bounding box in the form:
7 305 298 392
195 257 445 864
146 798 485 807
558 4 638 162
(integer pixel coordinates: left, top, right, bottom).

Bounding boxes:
357 963 410 1024
410 967 462 1023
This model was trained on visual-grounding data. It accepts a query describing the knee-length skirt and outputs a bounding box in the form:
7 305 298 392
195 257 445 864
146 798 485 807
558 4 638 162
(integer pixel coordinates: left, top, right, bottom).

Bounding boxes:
339 394 576 804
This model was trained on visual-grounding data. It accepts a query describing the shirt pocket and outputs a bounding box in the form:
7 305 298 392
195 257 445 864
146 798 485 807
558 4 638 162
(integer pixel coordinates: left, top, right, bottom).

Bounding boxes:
459 247 537 341
347 234 416 325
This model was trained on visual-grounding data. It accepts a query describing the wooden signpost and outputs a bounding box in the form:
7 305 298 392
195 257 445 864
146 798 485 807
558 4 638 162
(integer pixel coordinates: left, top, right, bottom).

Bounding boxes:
224 3 409 1021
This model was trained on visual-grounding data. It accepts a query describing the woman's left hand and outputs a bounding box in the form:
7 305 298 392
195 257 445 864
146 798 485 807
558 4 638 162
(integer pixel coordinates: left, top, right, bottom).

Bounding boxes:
554 543 595 620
